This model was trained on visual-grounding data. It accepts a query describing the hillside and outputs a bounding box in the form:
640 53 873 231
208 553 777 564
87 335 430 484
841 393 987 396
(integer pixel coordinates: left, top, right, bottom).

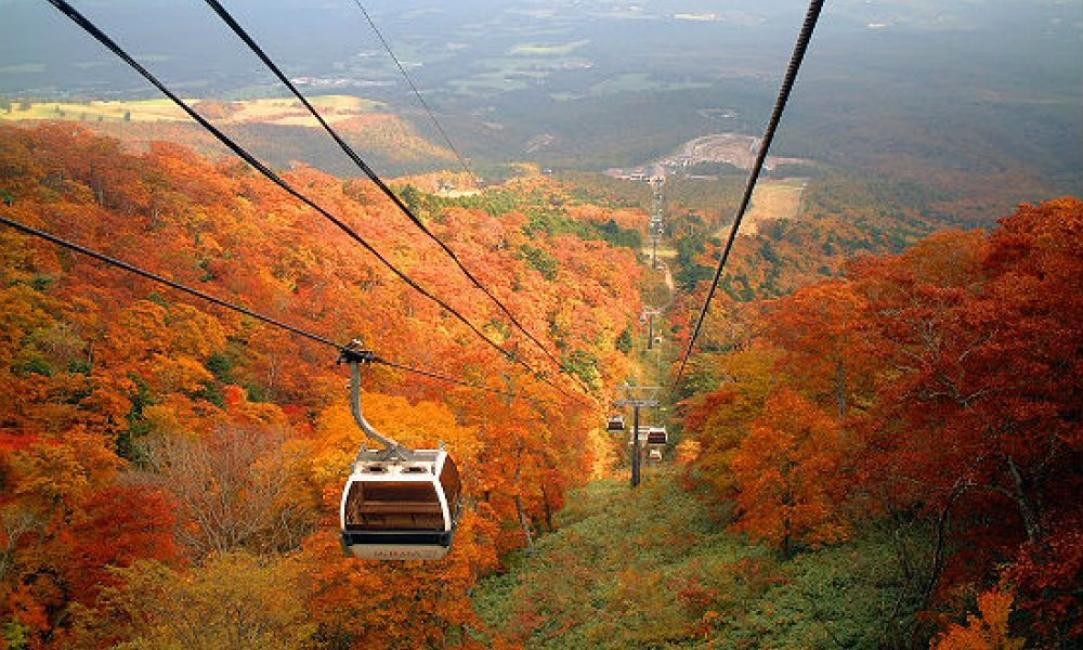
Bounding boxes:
0 121 1080 649
0 96 458 177
0 124 643 648
477 196 1083 649
474 469 927 649
1 1 1081 648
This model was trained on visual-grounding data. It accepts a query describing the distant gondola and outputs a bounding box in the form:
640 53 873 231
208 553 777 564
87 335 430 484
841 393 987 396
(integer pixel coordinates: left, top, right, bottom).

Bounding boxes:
647 426 668 445
606 414 626 431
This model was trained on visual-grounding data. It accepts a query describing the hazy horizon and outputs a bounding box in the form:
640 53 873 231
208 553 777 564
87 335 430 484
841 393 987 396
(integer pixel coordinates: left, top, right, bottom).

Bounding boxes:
3 0 1081 196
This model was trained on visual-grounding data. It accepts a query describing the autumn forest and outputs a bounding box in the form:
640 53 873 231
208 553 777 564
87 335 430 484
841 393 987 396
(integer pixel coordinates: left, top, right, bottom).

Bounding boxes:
2 0 1083 648
0 118 1078 647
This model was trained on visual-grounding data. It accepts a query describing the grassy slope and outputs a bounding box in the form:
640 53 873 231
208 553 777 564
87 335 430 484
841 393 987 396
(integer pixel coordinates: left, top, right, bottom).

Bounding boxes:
0 95 381 124
0 95 458 177
473 468 926 649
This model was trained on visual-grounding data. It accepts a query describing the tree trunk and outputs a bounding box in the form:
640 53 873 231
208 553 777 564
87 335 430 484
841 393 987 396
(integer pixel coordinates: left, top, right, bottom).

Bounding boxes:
541 483 554 531
515 494 533 549
515 442 533 548
922 481 969 608
1007 455 1042 543
835 358 848 418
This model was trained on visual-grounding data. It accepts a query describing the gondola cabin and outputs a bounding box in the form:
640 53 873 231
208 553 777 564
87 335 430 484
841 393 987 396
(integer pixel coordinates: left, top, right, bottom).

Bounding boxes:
606 415 626 432
647 427 668 445
649 448 663 461
340 449 462 561
629 427 668 445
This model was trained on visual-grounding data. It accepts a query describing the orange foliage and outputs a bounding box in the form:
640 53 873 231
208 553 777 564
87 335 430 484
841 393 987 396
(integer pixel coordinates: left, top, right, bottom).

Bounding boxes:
0 124 639 646
933 589 1025 650
730 389 849 554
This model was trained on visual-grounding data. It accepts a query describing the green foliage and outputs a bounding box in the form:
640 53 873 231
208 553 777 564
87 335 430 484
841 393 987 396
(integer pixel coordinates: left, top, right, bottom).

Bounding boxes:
67 358 92 375
398 184 643 251
524 205 589 239
3 619 29 650
195 380 226 408
519 244 559 281
29 274 54 291
674 222 714 291
683 160 746 176
722 274 756 302
616 327 633 354
392 186 521 219
244 382 270 403
120 374 156 463
474 471 926 649
561 349 601 389
708 530 928 649
759 240 780 265
206 352 235 384
595 218 642 250
196 258 215 282
14 354 54 377
146 291 169 308
473 473 765 648
398 184 423 215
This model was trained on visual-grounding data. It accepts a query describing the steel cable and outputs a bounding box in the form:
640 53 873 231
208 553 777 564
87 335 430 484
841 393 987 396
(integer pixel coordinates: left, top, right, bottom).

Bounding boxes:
673 0 824 388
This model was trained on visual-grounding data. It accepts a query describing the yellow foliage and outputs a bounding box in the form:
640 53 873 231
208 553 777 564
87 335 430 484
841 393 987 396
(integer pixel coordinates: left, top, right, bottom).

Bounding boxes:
300 394 480 494
10 431 122 508
167 303 226 359
934 589 1025 650
70 552 314 649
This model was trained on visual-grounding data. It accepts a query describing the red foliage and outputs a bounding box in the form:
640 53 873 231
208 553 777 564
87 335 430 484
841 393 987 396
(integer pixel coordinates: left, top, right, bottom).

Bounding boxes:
680 197 1083 642
58 485 182 605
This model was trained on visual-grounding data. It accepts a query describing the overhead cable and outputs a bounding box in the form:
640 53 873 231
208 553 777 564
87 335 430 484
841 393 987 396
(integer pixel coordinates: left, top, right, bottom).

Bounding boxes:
673 0 824 388
349 0 479 184
0 214 516 398
44 0 569 397
201 0 567 378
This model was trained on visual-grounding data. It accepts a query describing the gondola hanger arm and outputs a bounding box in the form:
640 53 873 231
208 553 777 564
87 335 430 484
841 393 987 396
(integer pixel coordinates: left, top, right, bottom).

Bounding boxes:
339 340 413 461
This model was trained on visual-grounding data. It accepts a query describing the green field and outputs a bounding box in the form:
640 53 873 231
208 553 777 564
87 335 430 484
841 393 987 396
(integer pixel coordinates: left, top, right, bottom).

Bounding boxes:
510 40 590 56
0 95 382 126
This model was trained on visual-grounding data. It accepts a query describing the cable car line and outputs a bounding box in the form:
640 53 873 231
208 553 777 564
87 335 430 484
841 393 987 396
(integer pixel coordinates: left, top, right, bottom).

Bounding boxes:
44 0 573 399
672 0 824 388
0 214 516 399
349 0 478 186
200 0 567 381
373 357 513 399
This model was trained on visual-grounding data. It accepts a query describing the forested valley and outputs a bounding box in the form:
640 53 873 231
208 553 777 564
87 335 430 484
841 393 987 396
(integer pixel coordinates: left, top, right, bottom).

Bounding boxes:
0 122 1078 648
0 123 647 647
2 0 1082 647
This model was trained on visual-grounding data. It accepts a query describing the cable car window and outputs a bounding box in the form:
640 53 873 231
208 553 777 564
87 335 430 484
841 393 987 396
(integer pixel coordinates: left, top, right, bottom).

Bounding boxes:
440 458 462 511
345 481 443 531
